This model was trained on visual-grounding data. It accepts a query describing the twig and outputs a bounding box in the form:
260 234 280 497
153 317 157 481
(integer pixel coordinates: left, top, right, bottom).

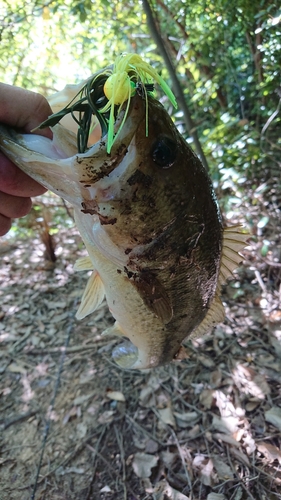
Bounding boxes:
126 414 169 446
1 409 37 430
226 446 256 500
25 343 105 355
169 427 192 491
30 303 77 500
254 269 267 293
15 428 103 491
11 327 34 352
114 424 127 500
86 444 117 476
84 426 108 500
261 98 281 136
142 0 210 171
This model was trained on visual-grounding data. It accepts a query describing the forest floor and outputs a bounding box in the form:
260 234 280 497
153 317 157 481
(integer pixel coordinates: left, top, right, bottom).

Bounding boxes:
0 177 281 500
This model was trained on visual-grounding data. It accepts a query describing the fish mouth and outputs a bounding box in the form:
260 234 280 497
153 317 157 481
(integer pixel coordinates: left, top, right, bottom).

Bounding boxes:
0 94 146 207
112 341 139 369
112 340 157 370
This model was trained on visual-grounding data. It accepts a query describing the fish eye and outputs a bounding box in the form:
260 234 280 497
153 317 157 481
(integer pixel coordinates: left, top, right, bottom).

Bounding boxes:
151 136 177 168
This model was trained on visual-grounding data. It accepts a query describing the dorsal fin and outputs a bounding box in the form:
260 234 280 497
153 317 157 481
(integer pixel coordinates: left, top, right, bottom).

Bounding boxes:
74 256 94 271
76 270 105 320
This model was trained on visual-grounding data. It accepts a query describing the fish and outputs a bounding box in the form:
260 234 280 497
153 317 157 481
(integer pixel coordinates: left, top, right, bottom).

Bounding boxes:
0 72 247 370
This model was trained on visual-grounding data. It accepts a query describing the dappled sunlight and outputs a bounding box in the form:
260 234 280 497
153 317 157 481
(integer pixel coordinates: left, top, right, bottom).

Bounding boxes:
21 374 35 403
232 363 270 400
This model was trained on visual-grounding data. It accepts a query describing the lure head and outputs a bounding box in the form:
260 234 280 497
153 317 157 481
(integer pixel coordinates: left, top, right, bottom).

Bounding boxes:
103 72 135 105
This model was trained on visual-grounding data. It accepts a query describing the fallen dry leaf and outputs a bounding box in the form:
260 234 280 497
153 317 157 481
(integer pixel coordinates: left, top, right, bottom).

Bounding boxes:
132 452 159 478
245 400 260 412
158 407 176 427
57 466 85 475
243 432 256 454
200 458 214 486
160 450 177 468
212 414 240 434
212 455 234 480
213 432 240 448
153 480 190 500
198 355 216 368
174 411 198 428
199 388 214 409
265 407 281 431
193 455 214 486
7 362 26 375
187 424 201 438
106 390 126 402
153 479 191 499
207 494 226 500
145 439 158 454
100 485 112 493
76 422 87 438
214 390 240 418
270 336 281 358
230 448 251 467
139 385 156 407
257 441 281 464
232 364 270 399
97 410 115 424
210 369 222 388
73 392 96 405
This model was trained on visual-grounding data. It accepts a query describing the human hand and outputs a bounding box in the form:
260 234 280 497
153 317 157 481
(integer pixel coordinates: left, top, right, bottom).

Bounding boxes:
0 83 53 236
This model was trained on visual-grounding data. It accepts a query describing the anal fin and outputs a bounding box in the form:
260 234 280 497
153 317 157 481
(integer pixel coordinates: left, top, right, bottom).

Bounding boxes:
76 271 105 320
189 293 225 340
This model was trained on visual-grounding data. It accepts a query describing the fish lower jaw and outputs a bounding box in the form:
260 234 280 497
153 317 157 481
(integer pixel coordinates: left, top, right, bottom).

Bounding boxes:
111 340 158 370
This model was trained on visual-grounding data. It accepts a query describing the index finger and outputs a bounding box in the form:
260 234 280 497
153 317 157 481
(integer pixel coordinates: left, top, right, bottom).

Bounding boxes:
0 83 53 138
0 153 47 197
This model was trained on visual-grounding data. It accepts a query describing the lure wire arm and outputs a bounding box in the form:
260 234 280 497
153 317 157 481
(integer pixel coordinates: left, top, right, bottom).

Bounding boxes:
37 54 177 155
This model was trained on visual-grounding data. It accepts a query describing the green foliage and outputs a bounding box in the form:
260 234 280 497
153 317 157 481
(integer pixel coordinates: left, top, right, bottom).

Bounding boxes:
0 0 280 230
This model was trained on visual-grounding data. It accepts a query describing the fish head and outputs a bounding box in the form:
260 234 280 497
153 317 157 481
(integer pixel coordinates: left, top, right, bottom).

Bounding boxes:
0 94 147 208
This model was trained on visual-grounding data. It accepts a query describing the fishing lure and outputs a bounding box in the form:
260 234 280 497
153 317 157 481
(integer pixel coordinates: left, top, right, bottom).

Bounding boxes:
37 53 177 155
101 53 178 153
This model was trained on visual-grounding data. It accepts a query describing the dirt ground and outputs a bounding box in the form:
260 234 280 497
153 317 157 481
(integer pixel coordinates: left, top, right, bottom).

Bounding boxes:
1 181 281 500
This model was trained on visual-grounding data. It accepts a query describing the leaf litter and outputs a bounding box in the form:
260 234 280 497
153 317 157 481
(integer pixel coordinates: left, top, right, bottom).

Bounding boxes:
0 180 281 499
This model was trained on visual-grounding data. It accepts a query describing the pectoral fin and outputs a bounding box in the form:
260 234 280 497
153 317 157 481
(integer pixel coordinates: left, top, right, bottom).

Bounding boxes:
74 256 94 271
134 271 173 324
101 321 124 337
76 271 105 320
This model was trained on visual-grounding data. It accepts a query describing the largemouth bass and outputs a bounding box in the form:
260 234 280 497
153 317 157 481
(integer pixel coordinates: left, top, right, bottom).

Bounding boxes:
0 70 247 369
